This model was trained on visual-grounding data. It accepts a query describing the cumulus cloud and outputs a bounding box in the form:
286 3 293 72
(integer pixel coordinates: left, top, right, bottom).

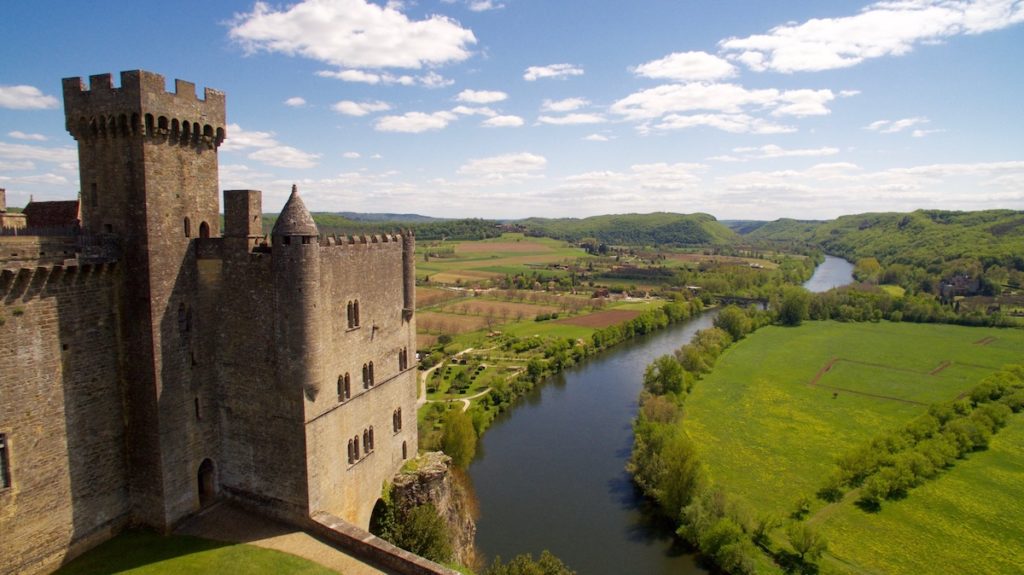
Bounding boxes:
229 0 477 69
542 98 589 112
375 111 458 133
457 152 547 179
0 85 59 110
524 63 584 81
218 123 320 168
468 0 505 11
452 105 498 117
284 96 307 107
583 133 611 142
248 146 321 169
633 51 737 82
8 131 47 141
456 89 508 104
720 0 1024 73
720 145 841 161
611 83 837 121
865 117 931 133
482 115 524 128
0 141 77 164
651 113 796 134
538 113 607 125
317 69 453 88
333 100 392 116
342 151 361 159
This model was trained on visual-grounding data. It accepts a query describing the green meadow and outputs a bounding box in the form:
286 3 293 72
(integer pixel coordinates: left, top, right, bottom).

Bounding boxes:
684 321 1024 573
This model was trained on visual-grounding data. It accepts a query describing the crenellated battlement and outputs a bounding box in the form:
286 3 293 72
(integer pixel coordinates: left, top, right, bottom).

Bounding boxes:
0 260 117 300
64 70 226 148
321 232 409 248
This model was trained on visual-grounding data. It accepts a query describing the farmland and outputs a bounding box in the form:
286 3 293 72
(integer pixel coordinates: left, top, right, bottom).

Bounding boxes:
683 321 1024 574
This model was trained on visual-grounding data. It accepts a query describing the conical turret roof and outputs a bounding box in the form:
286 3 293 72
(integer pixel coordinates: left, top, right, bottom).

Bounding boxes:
272 184 318 237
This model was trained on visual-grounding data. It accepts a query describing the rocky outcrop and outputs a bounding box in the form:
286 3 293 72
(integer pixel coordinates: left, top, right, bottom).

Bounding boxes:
391 452 477 568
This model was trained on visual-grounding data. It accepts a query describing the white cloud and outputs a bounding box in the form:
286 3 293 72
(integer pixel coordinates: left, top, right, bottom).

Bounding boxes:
420 72 455 88
524 63 584 81
632 51 737 82
725 145 841 160
452 105 498 117
219 124 278 151
0 141 77 164
8 131 47 141
229 0 477 69
375 111 458 133
343 151 361 159
456 89 508 104
0 160 36 171
469 0 505 11
652 113 796 134
333 100 392 116
482 115 524 128
248 146 321 169
218 123 320 169
865 117 930 133
284 96 307 107
457 152 547 179
317 69 453 88
541 98 589 112
538 113 607 125
0 85 59 110
912 128 945 138
611 83 837 121
720 0 1024 73
583 133 610 142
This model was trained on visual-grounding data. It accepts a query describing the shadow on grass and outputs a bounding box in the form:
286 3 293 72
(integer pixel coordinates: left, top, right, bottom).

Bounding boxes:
55 529 333 575
776 550 821 575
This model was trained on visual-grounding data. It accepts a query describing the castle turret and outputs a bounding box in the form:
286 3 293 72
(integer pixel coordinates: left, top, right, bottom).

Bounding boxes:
273 185 323 398
402 230 415 320
62 71 226 528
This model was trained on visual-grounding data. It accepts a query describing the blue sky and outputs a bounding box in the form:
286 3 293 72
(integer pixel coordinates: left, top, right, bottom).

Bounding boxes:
1 0 1022 220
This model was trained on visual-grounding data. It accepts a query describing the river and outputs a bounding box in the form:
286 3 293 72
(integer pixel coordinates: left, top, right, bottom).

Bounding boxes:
467 255 853 573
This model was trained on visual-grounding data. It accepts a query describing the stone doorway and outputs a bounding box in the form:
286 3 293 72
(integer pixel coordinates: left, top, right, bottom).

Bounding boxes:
198 458 216 507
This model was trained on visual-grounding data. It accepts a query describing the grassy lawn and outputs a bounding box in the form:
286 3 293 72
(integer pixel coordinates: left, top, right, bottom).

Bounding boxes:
684 321 1024 574
56 530 335 575
819 417 1024 575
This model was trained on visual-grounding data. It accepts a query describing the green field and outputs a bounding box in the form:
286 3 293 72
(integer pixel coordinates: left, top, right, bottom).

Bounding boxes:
684 321 1024 574
56 530 334 575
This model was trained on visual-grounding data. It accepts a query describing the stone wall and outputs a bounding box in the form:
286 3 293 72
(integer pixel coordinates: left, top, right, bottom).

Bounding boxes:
0 263 127 575
304 239 418 527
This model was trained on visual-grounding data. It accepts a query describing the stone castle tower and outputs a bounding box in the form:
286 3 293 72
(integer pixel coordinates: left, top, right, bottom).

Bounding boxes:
0 71 419 575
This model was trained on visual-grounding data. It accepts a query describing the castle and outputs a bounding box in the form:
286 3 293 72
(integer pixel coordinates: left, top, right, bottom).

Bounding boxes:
0 71 419 575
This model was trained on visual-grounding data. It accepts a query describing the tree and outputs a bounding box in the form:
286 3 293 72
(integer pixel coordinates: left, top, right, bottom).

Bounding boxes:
643 354 687 395
393 504 453 564
787 522 827 562
486 550 576 575
442 409 477 468
714 305 751 341
778 287 810 326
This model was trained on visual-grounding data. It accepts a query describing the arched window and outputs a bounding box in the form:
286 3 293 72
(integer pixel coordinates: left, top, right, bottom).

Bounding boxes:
362 364 369 389
362 430 369 453
368 362 374 386
337 376 344 400
353 436 360 459
354 301 360 326
347 301 354 328
184 217 192 238
199 221 210 239
344 374 351 399
145 114 154 135
402 441 408 460
347 439 354 464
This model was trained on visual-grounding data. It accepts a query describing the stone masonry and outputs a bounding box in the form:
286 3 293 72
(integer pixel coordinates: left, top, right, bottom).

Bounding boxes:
0 70 418 575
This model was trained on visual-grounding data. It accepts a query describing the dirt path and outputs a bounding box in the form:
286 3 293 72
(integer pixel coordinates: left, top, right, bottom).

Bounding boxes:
176 502 398 575
974 336 996 346
928 360 952 375
808 357 928 406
